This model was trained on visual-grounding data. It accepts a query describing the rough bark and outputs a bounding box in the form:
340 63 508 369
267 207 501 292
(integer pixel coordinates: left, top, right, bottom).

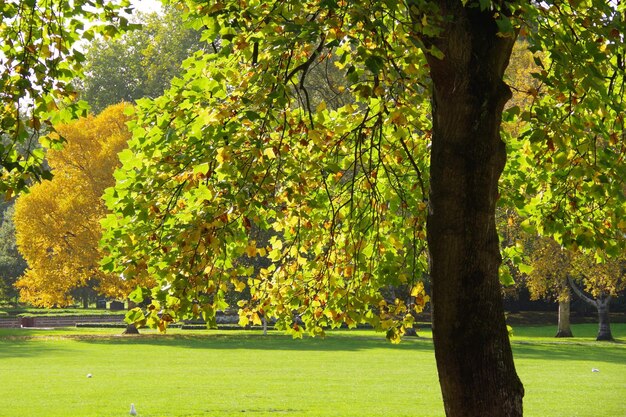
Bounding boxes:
417 3 524 416
123 323 140 335
556 289 573 337
596 298 613 341
568 277 614 341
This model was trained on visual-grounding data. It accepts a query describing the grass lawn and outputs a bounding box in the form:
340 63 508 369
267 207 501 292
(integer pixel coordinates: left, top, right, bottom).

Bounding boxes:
0 324 624 417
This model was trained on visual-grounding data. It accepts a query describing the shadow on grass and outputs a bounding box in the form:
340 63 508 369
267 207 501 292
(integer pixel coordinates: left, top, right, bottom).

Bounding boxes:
2 325 624 364
0 328 436 355
0 339 67 359
507 323 626 365
71 331 438 353
511 340 626 365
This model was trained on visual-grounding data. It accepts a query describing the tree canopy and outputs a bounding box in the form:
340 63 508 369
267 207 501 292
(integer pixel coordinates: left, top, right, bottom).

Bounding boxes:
3 0 623 416
79 7 204 114
102 0 625 333
98 1 625 415
0 0 137 197
14 103 146 307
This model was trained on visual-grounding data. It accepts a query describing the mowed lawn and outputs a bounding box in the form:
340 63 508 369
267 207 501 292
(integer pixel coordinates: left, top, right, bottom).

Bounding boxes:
0 324 624 417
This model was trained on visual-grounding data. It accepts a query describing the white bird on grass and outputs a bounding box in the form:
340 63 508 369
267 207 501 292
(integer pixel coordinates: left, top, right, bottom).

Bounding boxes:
130 403 137 416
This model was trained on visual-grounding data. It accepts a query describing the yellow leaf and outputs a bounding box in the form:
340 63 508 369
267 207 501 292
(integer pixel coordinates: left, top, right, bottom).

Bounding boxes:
263 147 276 159
233 280 246 292
216 147 230 163
411 282 425 297
238 315 249 327
245 241 257 257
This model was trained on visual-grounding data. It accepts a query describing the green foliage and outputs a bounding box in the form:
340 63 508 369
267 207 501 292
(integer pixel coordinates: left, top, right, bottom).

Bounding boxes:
79 7 204 113
506 1 626 256
102 0 433 339
0 0 137 197
0 203 26 301
100 0 626 349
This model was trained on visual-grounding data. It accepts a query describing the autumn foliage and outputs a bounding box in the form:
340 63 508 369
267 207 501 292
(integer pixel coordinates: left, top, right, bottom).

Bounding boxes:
14 104 143 307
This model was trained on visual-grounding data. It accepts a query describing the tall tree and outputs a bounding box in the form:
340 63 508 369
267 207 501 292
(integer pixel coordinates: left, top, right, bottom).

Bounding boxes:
102 1 626 416
569 251 626 341
0 203 27 303
526 237 574 337
0 0 136 198
79 7 204 114
14 104 146 307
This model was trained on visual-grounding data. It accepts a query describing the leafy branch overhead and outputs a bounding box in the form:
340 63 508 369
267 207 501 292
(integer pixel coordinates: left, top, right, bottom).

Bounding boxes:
102 0 436 340
0 0 140 197
102 1 625 343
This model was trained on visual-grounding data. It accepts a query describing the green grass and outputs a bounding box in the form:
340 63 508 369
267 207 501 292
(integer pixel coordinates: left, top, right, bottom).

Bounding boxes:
0 324 624 417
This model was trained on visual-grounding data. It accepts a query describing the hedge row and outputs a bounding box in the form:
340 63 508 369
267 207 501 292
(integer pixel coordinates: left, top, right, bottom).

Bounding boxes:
75 322 276 331
4 308 127 318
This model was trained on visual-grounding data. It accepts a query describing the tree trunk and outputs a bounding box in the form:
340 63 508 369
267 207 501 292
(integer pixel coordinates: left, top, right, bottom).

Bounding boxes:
567 277 613 341
596 297 613 341
418 4 524 416
556 290 573 337
123 323 140 335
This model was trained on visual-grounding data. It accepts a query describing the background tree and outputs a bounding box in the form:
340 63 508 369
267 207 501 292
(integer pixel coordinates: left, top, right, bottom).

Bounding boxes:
0 0 136 198
14 104 146 307
569 251 626 341
102 1 626 416
0 202 27 303
526 237 574 337
79 7 204 114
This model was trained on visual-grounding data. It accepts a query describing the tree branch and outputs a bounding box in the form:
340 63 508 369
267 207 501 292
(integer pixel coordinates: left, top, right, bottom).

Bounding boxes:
567 276 596 307
286 34 327 83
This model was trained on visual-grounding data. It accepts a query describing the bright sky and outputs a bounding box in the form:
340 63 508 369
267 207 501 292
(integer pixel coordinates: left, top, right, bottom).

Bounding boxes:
132 0 162 14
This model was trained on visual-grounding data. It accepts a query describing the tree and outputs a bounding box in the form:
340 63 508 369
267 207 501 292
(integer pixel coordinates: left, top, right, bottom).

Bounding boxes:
79 7 204 114
0 203 27 303
526 237 626 341
0 0 136 198
569 251 626 341
14 104 145 307
101 1 626 416
526 237 574 337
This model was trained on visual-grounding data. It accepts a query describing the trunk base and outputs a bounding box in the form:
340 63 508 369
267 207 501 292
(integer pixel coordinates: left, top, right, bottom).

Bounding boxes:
596 333 613 341
123 324 140 335
404 327 418 337
555 329 573 338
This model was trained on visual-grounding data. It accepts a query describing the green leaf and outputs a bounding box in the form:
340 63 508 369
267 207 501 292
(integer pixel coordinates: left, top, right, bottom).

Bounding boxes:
129 286 145 303
364 55 384 75
518 263 533 274
125 308 145 325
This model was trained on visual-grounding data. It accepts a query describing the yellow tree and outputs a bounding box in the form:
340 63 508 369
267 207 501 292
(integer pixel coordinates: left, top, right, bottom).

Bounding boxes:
526 237 574 337
14 104 142 307
569 251 626 341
